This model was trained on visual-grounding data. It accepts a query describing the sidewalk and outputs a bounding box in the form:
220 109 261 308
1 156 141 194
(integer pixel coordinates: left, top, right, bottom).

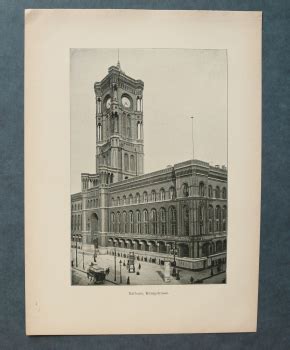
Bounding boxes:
71 248 226 286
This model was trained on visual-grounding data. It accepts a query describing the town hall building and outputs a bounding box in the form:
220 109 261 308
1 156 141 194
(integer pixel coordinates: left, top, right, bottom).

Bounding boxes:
71 61 227 270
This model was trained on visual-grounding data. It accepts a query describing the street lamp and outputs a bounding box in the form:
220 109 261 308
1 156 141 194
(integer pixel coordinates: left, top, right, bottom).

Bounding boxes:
73 233 78 267
119 259 122 284
93 238 98 262
170 241 178 277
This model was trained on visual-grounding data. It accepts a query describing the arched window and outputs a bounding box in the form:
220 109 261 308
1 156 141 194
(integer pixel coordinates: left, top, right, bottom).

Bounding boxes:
143 209 149 234
97 97 101 114
216 241 222 253
130 155 135 172
137 121 142 139
136 210 141 234
117 197 120 206
160 208 167 235
222 205 227 231
208 205 214 233
151 190 156 202
215 186 220 199
198 203 204 234
183 205 189 235
87 217 90 231
169 206 177 235
97 123 102 141
129 211 134 233
124 153 129 171
111 213 115 232
127 115 131 138
122 211 127 233
111 197 115 206
169 186 176 200
123 195 126 205
199 182 205 197
136 193 140 204
215 206 221 231
222 187 227 199
137 96 141 112
151 209 157 234
182 183 189 197
143 191 148 203
129 194 133 204
116 212 121 233
160 188 165 201
208 185 213 198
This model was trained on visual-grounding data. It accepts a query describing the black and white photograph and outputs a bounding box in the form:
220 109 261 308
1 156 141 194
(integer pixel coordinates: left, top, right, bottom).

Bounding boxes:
70 49 228 286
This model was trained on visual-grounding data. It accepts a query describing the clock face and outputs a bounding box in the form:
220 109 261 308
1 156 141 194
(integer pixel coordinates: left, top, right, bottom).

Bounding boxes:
105 97 111 109
121 96 131 108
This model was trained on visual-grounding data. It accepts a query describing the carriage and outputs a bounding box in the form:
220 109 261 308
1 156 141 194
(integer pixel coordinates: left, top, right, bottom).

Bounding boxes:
87 263 106 284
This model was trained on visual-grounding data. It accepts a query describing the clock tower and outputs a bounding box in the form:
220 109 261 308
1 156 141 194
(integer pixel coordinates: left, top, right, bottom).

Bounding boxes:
94 62 144 183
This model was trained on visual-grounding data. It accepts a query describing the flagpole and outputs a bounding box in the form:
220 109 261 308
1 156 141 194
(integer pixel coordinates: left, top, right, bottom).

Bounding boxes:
190 116 194 160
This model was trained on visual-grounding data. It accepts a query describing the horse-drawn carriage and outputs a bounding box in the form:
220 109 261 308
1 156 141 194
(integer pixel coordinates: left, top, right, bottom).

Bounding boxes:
86 263 106 284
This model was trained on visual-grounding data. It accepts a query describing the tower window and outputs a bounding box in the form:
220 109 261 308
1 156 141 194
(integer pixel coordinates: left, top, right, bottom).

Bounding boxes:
97 123 102 141
97 98 102 114
130 155 135 172
137 121 142 140
124 153 129 171
127 115 131 138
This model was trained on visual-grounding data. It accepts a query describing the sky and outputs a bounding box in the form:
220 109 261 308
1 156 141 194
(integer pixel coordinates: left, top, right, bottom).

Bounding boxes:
71 49 227 193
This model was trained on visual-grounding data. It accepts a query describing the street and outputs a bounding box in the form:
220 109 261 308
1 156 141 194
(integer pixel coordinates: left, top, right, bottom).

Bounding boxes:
71 248 226 286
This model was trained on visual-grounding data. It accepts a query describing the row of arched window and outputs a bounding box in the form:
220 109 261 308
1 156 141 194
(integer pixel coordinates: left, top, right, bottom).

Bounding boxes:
111 184 226 206
124 153 135 172
71 202 82 211
72 214 82 231
207 205 227 233
110 207 177 236
112 187 176 206
110 204 227 236
97 117 143 142
86 198 98 209
182 182 227 199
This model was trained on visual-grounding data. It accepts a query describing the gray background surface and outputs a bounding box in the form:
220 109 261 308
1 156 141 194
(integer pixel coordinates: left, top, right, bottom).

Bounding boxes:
0 1 289 349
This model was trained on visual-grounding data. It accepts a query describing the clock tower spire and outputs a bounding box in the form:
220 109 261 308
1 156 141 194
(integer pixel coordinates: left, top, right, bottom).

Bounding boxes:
94 62 144 183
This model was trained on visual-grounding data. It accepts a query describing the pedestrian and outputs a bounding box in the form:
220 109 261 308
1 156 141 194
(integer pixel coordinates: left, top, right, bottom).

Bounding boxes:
138 263 141 270
127 276 130 285
190 276 194 284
